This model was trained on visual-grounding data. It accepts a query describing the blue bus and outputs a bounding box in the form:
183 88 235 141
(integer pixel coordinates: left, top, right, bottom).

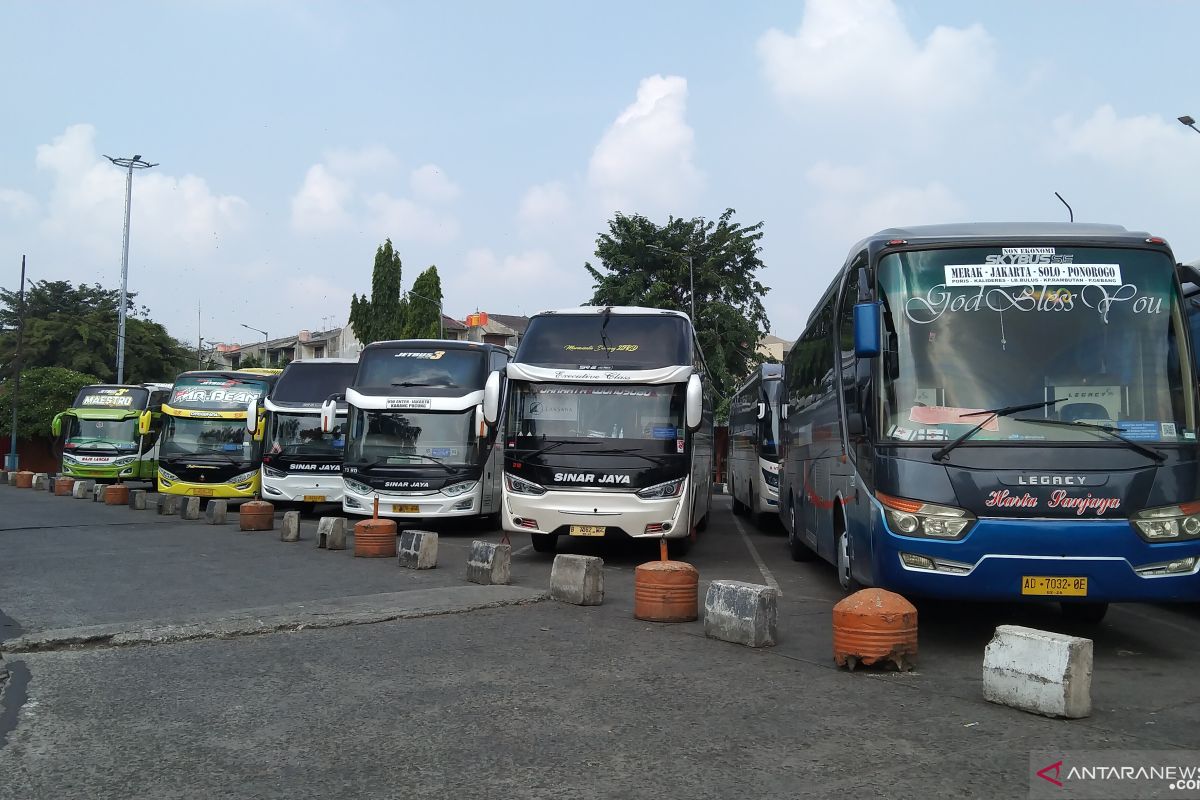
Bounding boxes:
779 222 1200 622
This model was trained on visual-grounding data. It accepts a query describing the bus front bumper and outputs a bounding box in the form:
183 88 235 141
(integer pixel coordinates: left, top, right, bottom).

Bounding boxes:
342 484 481 518
501 487 689 539
873 516 1200 603
262 473 344 504
61 462 138 482
157 475 258 499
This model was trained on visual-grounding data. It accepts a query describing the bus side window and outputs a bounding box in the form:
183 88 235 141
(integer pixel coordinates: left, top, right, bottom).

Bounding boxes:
838 255 865 422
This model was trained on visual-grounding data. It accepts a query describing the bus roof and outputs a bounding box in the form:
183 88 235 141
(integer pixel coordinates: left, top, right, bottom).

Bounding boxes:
360 339 505 352
172 370 279 384
859 221 1157 248
531 306 691 320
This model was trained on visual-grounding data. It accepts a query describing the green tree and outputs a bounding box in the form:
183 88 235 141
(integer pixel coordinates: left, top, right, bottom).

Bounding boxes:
0 366 99 440
585 209 771 414
0 280 193 384
349 239 408 345
402 266 444 339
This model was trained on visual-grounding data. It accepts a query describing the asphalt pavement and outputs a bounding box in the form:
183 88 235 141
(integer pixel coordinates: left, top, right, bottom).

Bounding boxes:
1 482 1198 799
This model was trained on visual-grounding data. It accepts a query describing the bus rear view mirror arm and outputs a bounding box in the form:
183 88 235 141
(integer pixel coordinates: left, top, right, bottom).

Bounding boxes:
853 302 882 358
482 371 501 426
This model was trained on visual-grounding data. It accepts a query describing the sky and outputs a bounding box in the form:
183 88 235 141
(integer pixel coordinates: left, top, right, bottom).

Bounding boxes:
3 0 1200 352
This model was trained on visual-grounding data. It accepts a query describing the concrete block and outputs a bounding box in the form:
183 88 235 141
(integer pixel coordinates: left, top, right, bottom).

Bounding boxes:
92 483 105 502
32 473 48 490
46 474 57 493
72 480 95 499
317 517 346 550
5 471 15 485
205 499 227 525
550 554 604 606
466 540 512 586
128 489 147 510
182 496 202 520
397 529 438 569
157 494 181 515
703 580 779 648
982 625 1092 719
280 510 300 542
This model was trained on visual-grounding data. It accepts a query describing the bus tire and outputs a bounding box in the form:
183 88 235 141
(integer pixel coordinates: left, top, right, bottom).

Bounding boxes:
696 482 713 532
731 482 746 515
1060 602 1109 624
837 524 864 593
530 533 558 554
788 498 818 562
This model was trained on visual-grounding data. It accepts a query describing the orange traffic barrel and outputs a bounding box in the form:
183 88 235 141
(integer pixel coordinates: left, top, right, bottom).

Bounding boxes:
239 500 275 531
54 477 75 496
832 588 918 671
104 484 130 505
634 560 699 622
354 518 397 558
14 471 34 489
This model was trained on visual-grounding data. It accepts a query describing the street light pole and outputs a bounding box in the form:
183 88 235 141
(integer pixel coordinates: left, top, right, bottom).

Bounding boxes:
241 323 268 365
103 154 157 384
647 244 695 322
1179 115 1200 135
6 255 26 472
406 290 444 338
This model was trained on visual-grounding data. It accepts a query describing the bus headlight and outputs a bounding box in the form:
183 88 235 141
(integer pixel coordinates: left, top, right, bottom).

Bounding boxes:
505 473 546 496
113 456 137 467
761 468 779 488
637 478 685 500
878 491 974 540
442 481 477 497
263 463 287 479
344 477 373 495
159 467 180 484
230 470 259 485
1132 501 1200 541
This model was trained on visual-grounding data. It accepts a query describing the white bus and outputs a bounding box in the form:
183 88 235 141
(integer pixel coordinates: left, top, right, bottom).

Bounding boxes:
484 307 715 557
255 358 359 510
727 362 784 526
325 340 511 522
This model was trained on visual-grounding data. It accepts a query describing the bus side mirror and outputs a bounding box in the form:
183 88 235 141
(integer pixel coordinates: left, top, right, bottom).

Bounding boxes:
138 411 152 436
245 398 259 434
51 412 64 438
685 374 703 431
756 402 766 421
483 371 501 425
320 399 338 433
853 302 882 358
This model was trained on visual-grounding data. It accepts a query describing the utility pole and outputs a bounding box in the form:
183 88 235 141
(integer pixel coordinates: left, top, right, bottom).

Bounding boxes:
103 154 157 384
7 255 26 471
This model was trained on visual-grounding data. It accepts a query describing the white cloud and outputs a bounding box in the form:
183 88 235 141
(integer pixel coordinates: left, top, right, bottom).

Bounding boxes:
0 188 37 219
1050 105 1200 176
450 247 582 314
518 181 572 234
588 74 703 214
325 145 399 176
291 164 352 233
364 192 460 243
410 164 460 203
757 0 994 112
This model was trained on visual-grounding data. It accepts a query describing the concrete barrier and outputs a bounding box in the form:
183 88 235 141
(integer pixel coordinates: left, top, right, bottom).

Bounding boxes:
205 499 227 525
317 517 346 550
72 480 95 499
32 473 48 491
550 554 604 606
182 496 202 520
128 489 147 510
280 510 300 542
466 540 511 586
398 530 438 569
92 483 106 502
983 625 1092 718
703 580 779 648
5 471 15 485
46 474 57 493
157 495 181 515
0 470 8 484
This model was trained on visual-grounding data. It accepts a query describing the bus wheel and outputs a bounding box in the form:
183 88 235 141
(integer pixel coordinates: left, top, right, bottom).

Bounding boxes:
1060 602 1109 624
837 528 863 592
731 482 746 515
530 533 558 554
788 500 817 562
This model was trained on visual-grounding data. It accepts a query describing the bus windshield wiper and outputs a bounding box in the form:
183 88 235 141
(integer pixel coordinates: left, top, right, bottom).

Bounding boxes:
584 447 664 465
1012 417 1166 463
390 380 458 388
522 440 570 459
599 306 614 357
932 398 1067 462
349 454 455 473
194 446 243 465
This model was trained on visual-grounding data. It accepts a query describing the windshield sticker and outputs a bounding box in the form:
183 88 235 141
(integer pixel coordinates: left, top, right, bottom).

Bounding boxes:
80 391 135 407
393 351 445 360
945 263 1121 288
887 425 917 441
171 387 262 406
385 398 432 409
1161 423 1178 438
537 387 655 397
1000 247 1057 257
1116 421 1162 441
905 280 1162 325
909 406 1000 432
914 429 949 441
525 396 579 420
564 344 640 352
677 438 685 453
651 425 676 440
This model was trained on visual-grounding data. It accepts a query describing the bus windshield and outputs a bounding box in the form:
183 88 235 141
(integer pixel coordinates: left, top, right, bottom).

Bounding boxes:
877 246 1195 445
355 348 487 390
346 409 479 466
161 417 255 462
266 412 346 458
64 417 139 452
516 314 692 369
760 379 783 458
506 383 686 453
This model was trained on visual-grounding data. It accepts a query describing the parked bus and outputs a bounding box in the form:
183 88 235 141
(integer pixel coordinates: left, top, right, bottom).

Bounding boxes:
52 383 171 482
728 363 784 526
324 340 511 521
779 222 1200 622
486 306 715 557
157 370 280 499
256 358 359 509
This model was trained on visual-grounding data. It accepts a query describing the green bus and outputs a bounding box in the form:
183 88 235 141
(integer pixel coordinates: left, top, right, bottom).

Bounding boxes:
51 383 172 482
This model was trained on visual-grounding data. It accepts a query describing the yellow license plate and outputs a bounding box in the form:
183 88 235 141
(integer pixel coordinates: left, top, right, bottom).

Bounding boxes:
303 495 326 502
569 525 606 537
392 504 420 514
1021 576 1088 596
192 487 215 497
